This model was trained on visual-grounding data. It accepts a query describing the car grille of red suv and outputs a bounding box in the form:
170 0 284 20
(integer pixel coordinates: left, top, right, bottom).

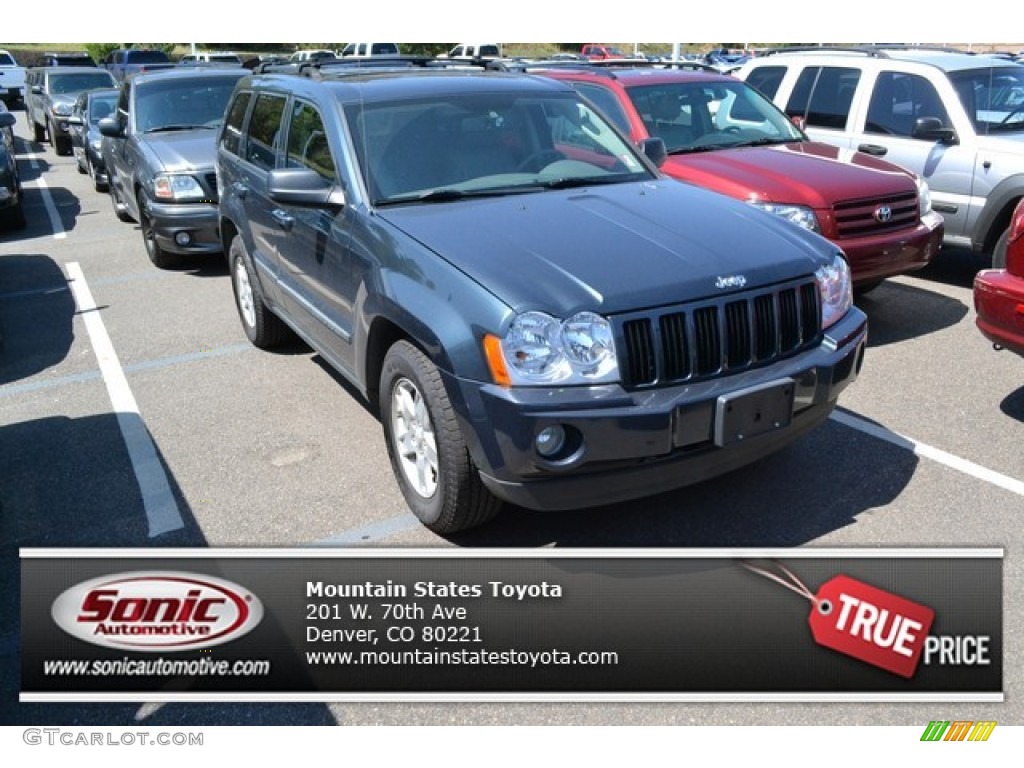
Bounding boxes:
833 191 917 238
618 279 821 388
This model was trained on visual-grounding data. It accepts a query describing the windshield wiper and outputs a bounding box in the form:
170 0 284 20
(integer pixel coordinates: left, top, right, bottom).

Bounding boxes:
731 137 792 148
991 107 1024 131
144 124 208 133
537 176 627 189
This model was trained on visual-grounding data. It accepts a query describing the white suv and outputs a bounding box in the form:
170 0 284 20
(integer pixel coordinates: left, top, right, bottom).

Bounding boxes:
737 46 1024 266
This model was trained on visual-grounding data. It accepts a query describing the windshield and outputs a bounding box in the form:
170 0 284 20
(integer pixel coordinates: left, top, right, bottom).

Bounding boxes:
49 72 114 94
346 91 652 205
134 76 243 132
949 66 1024 133
126 51 170 64
625 80 803 153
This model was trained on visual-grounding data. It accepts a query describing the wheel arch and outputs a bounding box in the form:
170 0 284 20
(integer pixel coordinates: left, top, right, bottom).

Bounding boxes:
974 176 1024 254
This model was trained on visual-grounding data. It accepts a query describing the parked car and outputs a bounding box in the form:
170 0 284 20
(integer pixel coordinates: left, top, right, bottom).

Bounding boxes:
100 67 248 267
0 49 26 106
68 87 119 190
39 51 96 67
25 66 117 154
540 65 943 291
339 43 401 57
288 49 335 64
216 67 867 534
974 197 1024 357
737 46 1024 267
178 51 244 65
581 44 627 60
440 44 501 60
101 48 174 82
0 105 25 230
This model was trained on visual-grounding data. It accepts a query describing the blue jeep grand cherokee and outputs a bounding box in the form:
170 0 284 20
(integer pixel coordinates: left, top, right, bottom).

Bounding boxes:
217 64 867 534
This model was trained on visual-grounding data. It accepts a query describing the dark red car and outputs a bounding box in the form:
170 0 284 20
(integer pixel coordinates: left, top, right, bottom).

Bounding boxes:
974 198 1024 357
539 66 944 291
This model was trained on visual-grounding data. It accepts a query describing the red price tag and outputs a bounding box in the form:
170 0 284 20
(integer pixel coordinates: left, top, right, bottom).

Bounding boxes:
809 574 934 679
742 562 935 679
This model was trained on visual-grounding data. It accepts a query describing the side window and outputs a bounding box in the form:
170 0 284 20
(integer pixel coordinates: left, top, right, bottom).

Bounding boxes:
745 66 787 100
866 71 950 138
221 90 251 157
788 66 859 130
573 83 630 133
285 100 337 183
245 92 287 171
117 85 129 124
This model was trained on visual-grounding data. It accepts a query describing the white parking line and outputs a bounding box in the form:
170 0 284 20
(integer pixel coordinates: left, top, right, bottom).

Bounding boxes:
21 151 67 240
65 262 184 537
830 409 1024 497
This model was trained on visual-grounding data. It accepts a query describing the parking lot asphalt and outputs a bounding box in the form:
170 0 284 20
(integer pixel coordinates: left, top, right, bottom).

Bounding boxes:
1 105 1021 726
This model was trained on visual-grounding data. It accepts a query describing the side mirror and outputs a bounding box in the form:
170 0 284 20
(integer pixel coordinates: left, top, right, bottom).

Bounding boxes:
268 167 345 208
0 112 15 129
913 117 958 145
638 136 667 168
98 116 124 138
790 115 807 131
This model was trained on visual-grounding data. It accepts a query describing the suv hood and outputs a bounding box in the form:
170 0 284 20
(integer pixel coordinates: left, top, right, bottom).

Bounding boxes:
139 130 217 172
379 179 835 315
664 142 916 208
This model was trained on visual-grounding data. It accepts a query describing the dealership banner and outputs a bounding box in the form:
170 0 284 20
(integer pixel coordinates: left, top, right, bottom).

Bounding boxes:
20 548 1002 702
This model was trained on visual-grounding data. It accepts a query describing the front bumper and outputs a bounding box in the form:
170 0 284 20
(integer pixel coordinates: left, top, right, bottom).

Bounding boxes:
974 269 1024 357
48 112 73 140
835 210 944 284
145 199 222 256
451 307 868 511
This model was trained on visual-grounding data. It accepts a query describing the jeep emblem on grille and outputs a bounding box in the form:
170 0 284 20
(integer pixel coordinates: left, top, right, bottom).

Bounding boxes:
715 275 747 289
874 205 893 223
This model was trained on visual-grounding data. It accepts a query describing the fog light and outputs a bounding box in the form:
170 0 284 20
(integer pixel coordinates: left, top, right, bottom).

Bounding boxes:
535 425 566 458
174 231 192 246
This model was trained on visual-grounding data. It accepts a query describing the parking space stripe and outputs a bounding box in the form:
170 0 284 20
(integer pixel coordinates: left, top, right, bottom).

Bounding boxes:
65 262 184 537
22 152 67 240
830 409 1024 497
309 513 421 546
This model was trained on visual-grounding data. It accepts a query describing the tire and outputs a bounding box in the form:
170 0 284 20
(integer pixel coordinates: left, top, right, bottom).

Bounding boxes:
32 119 45 143
76 152 87 174
993 227 1009 270
380 340 502 534
139 198 177 269
229 235 291 348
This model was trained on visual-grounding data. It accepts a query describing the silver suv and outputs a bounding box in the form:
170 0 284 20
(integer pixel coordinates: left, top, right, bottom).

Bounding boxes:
737 46 1024 266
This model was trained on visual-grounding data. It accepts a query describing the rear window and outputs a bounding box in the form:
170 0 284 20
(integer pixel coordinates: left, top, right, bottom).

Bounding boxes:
0 53 15 66
787 66 860 130
370 44 399 55
745 66 786 100
125 51 170 64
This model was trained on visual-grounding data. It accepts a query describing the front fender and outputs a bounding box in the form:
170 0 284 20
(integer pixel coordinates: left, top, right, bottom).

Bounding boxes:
973 174 1024 251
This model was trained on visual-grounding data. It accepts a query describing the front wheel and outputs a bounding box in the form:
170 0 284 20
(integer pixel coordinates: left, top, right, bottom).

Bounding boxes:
380 340 502 534
139 199 177 269
32 120 45 143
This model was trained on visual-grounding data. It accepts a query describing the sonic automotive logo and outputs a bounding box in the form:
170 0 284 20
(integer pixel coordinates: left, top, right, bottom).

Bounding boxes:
51 572 263 651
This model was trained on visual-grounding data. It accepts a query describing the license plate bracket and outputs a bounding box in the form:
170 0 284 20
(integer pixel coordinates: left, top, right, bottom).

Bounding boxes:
713 379 795 447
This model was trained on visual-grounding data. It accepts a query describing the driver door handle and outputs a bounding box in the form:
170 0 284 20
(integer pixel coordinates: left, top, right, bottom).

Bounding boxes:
857 143 889 157
271 209 294 231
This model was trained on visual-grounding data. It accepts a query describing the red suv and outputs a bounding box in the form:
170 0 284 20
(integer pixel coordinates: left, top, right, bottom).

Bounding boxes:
580 44 627 61
540 66 944 291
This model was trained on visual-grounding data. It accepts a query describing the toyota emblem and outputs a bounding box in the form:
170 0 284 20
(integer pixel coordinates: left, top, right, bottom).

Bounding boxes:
875 205 893 223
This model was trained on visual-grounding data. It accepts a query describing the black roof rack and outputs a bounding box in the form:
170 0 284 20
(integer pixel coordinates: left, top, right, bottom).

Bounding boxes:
254 55 518 78
762 44 975 59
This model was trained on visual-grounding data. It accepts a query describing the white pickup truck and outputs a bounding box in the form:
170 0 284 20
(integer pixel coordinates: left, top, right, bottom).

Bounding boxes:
0 49 26 106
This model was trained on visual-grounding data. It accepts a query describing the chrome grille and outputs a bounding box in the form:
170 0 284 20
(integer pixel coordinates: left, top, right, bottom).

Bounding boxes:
833 191 917 238
619 280 821 389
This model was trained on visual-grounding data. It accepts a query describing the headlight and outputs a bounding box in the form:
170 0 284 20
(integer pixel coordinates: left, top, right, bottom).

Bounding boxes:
51 102 73 116
815 254 853 330
750 202 821 233
915 176 932 216
489 311 619 386
152 174 206 201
